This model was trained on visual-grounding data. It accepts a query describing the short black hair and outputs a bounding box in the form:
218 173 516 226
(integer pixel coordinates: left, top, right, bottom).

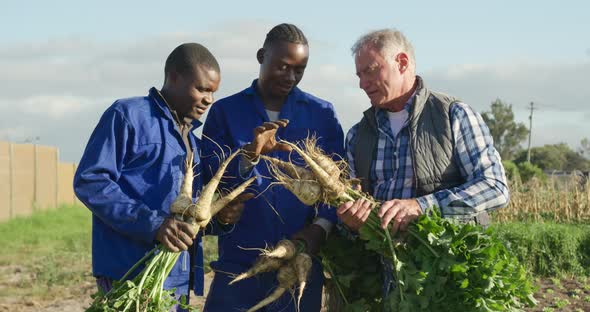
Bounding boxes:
262 23 308 48
164 43 220 77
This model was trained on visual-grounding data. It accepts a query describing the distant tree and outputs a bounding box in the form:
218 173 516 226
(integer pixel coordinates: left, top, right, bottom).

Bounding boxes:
565 152 590 171
517 161 546 183
515 145 565 170
481 99 528 160
514 143 590 171
502 160 520 181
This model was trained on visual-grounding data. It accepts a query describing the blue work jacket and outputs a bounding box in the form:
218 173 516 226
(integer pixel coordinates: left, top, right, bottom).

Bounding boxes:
201 80 345 273
74 87 213 296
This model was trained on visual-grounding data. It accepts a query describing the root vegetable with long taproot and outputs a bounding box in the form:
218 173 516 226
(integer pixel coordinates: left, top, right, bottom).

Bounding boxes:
190 150 240 225
245 264 298 312
87 152 197 311
229 256 284 285
169 151 196 218
209 176 256 216
293 252 312 308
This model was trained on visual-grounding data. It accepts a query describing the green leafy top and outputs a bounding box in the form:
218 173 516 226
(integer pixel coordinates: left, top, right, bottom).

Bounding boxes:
323 209 537 312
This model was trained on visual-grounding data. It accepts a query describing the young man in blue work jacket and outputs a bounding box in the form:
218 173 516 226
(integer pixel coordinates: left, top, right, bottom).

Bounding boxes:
201 23 344 312
74 43 244 310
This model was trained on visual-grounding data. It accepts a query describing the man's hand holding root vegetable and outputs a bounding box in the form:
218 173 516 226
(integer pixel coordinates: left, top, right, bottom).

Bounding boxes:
157 178 256 254
337 198 422 234
155 218 198 253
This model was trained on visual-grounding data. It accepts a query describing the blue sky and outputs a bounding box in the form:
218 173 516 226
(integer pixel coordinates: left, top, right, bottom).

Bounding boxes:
1 0 589 162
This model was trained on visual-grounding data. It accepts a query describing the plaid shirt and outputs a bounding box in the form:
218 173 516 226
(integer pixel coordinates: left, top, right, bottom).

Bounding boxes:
345 98 509 216
345 96 509 302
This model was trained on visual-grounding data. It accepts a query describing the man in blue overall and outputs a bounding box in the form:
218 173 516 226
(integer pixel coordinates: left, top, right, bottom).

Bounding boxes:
201 23 344 311
74 43 236 310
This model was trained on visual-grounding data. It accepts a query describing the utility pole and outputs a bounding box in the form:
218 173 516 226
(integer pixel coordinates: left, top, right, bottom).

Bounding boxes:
526 102 534 163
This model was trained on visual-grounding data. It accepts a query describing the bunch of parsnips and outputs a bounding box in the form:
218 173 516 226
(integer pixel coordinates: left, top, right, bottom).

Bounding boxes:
86 151 255 312
229 239 312 312
264 137 536 311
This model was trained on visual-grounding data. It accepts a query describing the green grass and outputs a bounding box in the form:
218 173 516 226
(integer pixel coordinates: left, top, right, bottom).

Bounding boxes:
0 204 93 300
202 236 218 273
4 206 589 309
0 204 219 302
0 204 92 261
491 222 590 277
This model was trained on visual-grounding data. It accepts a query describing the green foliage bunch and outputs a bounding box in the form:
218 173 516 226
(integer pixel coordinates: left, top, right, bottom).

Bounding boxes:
321 231 384 312
85 247 197 312
322 210 537 312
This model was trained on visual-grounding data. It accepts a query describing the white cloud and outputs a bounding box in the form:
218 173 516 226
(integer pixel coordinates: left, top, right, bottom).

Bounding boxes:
1 23 588 162
424 62 590 113
0 126 29 141
422 62 590 149
21 95 87 118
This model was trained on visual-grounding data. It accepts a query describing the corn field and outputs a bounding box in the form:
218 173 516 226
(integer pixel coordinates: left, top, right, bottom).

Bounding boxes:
493 175 590 223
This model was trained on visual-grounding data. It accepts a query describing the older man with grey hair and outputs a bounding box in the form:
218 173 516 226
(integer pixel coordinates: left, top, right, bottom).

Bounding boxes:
336 28 509 299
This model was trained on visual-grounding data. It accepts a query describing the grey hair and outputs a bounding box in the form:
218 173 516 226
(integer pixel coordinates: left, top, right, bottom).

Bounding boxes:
351 29 416 73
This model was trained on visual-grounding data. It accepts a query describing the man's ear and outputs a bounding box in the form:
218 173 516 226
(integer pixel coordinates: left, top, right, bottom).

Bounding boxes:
166 70 179 84
256 48 265 65
396 52 410 74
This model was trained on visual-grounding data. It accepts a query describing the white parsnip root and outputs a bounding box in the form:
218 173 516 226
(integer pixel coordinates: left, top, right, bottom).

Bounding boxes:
232 239 312 312
266 159 323 206
246 264 297 312
229 256 284 285
170 150 256 229
169 151 196 217
302 136 345 179
293 252 312 307
280 139 354 205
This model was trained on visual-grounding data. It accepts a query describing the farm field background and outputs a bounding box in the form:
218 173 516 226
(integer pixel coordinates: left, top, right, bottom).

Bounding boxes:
1 177 590 312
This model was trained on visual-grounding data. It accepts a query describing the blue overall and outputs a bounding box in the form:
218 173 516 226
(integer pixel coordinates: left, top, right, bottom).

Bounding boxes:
74 87 226 303
201 80 344 311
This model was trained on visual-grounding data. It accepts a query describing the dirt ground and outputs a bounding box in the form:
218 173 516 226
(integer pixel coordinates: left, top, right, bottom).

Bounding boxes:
529 277 590 312
1 270 590 311
0 269 213 312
